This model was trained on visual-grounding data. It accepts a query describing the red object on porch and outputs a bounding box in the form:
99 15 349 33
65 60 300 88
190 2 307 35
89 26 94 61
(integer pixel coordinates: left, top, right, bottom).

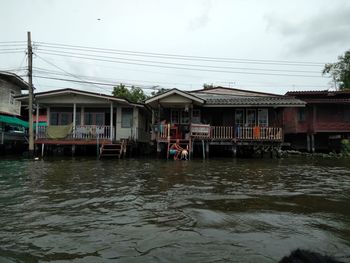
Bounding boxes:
253 126 260 139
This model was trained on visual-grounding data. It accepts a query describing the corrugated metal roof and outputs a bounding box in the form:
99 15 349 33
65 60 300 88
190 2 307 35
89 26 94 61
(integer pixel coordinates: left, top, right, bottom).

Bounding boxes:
194 93 305 106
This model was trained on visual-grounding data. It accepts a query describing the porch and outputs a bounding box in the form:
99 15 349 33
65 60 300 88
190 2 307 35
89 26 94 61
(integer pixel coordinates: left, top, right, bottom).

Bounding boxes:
156 123 283 142
35 125 151 144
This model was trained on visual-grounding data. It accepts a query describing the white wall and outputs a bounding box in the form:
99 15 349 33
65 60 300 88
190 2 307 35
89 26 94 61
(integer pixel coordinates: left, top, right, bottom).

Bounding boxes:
0 79 22 115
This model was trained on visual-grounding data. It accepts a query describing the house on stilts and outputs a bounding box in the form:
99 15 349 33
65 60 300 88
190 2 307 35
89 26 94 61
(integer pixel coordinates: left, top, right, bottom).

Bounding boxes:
16 88 150 157
284 90 350 152
145 87 305 158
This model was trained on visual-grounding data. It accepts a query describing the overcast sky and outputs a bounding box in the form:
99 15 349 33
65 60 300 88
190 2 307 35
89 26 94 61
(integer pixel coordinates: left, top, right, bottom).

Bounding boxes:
1 0 350 95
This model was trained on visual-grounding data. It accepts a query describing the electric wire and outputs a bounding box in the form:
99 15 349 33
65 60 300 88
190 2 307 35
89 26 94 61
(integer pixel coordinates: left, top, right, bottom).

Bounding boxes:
34 41 325 66
35 48 321 74
36 51 326 78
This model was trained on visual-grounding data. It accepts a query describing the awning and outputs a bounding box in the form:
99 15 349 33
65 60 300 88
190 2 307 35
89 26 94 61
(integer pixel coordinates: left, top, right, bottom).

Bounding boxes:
0 115 29 128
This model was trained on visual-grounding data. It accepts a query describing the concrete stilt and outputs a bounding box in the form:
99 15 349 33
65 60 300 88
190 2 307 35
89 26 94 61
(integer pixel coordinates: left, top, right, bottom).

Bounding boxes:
202 140 205 160
41 143 45 158
206 142 209 159
307 134 311 152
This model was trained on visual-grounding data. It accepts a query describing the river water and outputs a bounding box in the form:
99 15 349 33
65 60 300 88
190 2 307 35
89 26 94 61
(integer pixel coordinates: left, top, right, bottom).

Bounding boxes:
0 157 350 262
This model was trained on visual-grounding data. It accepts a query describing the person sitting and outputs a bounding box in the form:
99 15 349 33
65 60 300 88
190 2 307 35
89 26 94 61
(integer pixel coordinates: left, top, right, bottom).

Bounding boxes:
169 139 183 160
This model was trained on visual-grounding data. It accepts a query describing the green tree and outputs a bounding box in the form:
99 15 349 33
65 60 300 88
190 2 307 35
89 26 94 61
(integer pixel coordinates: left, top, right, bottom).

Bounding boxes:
151 88 169 96
323 50 350 90
203 83 215 89
112 83 148 103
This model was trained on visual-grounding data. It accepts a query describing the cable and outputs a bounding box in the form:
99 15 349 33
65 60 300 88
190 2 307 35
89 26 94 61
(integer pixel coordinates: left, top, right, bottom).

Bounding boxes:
0 51 25 55
33 67 195 88
36 48 321 74
35 41 325 66
34 53 112 93
33 75 160 89
36 50 326 78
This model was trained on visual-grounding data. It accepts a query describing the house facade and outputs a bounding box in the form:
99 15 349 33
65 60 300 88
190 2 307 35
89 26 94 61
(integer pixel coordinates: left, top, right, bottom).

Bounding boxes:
16 88 150 154
145 87 305 158
0 72 29 152
284 90 350 152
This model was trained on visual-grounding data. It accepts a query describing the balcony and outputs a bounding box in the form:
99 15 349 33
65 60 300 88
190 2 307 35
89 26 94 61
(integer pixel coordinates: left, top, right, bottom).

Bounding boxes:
36 125 113 142
155 123 283 142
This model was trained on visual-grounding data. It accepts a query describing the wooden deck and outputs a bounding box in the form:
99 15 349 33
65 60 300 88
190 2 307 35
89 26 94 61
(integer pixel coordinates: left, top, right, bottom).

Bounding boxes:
156 123 283 142
35 139 112 145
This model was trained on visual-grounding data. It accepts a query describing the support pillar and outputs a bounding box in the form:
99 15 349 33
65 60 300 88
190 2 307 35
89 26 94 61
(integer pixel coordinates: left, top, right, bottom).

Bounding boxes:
232 144 237 158
41 143 45 158
306 134 311 152
206 142 209 159
110 102 113 141
311 134 315 153
46 107 50 126
73 103 76 138
35 104 39 139
202 140 205 160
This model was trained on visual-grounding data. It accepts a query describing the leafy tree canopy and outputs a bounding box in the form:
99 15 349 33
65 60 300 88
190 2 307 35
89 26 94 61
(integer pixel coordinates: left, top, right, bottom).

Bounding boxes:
323 50 350 90
112 83 148 103
203 83 216 89
151 88 170 96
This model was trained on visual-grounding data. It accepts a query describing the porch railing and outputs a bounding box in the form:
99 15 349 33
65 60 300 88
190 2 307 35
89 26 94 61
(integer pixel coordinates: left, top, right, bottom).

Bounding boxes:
236 127 282 141
210 126 234 140
36 125 113 140
154 123 283 142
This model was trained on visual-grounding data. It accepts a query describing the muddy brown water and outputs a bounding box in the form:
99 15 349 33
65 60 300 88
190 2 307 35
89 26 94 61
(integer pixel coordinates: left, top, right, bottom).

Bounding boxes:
0 157 350 262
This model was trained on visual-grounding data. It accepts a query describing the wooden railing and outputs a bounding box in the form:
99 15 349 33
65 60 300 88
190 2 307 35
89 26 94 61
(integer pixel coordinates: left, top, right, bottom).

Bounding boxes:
236 127 282 141
210 126 234 139
154 123 283 142
36 125 113 140
190 124 210 138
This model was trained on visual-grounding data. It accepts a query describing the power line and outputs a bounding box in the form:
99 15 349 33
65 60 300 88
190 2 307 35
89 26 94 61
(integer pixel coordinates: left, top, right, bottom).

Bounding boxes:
0 51 25 55
33 75 160 89
36 51 326 78
32 67 185 87
36 48 321 74
35 53 112 93
35 41 326 66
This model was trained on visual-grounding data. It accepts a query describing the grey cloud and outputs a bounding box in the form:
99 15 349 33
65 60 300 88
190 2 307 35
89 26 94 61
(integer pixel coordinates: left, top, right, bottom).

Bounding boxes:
266 5 350 54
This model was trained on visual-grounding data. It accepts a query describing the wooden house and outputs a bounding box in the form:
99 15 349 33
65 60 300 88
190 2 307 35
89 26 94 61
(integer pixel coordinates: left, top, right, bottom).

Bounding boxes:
0 72 29 152
16 88 150 156
284 90 350 152
145 87 305 158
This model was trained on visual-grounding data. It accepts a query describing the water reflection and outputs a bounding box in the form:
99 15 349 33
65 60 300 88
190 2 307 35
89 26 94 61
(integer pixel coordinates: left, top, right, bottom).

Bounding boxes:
0 157 350 262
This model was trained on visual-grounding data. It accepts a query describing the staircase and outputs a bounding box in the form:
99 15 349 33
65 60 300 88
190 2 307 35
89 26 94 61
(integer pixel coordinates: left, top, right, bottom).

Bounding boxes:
99 141 126 159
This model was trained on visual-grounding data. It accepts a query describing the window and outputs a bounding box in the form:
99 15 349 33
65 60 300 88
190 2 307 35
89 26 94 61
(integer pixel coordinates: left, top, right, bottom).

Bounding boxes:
122 108 133 128
235 109 244 126
246 109 256 126
258 109 268 127
298 108 306 122
171 109 191 124
9 90 15 104
50 112 72 125
192 109 201 123
84 112 105 125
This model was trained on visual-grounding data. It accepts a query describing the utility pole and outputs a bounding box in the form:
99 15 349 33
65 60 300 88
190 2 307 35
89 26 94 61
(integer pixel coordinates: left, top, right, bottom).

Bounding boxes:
27 31 34 156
